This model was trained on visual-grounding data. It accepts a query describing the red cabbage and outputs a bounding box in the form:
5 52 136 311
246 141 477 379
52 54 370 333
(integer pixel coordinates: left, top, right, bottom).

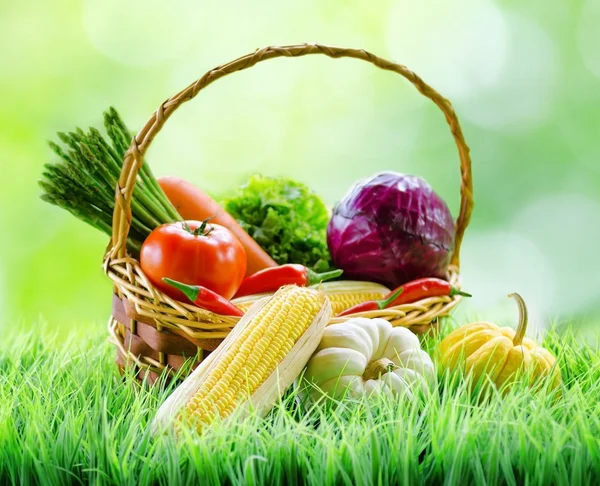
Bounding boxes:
327 172 455 288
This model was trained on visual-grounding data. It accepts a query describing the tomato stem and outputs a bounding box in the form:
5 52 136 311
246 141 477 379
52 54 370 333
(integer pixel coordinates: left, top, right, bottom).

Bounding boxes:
182 217 215 237
197 217 214 236
509 292 528 346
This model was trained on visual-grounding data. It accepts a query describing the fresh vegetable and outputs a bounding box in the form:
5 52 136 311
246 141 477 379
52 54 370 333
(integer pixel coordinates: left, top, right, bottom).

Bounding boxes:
140 220 247 300
231 280 392 315
39 107 181 256
312 280 392 315
163 278 243 316
336 288 403 316
158 175 277 276
384 278 470 306
233 264 343 298
327 171 456 289
337 277 470 316
224 175 333 273
438 293 562 393
303 317 435 401
152 286 332 434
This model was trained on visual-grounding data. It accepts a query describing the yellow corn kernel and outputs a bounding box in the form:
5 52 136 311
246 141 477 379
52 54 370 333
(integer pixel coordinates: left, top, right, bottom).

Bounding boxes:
233 301 254 313
180 286 325 431
231 281 390 315
313 281 390 315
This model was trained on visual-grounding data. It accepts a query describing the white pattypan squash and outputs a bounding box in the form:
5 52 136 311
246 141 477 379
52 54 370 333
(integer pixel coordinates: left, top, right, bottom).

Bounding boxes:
304 318 435 401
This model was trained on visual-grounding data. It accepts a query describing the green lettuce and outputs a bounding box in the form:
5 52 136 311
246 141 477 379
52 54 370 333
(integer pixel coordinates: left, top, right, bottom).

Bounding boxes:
223 175 333 272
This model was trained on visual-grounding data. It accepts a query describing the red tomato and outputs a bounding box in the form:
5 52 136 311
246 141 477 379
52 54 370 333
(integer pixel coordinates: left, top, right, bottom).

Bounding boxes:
140 221 247 300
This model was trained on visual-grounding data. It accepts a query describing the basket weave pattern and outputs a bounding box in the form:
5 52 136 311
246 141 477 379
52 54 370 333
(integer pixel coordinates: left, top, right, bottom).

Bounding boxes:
104 44 474 383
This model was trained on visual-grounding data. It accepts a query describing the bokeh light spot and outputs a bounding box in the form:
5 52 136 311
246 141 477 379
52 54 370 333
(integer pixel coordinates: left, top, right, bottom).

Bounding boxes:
513 193 600 316
578 0 600 79
386 0 508 101
458 13 559 132
82 0 202 66
457 230 557 333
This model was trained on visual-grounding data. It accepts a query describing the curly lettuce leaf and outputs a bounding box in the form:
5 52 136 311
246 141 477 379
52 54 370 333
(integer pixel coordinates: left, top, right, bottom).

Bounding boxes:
223 175 333 272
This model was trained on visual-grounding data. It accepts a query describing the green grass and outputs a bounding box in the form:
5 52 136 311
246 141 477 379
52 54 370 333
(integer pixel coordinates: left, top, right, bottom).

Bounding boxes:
1 323 599 485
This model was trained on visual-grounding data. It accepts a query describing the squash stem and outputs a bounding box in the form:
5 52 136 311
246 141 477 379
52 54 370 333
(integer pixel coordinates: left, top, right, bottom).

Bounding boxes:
509 292 528 346
363 358 397 381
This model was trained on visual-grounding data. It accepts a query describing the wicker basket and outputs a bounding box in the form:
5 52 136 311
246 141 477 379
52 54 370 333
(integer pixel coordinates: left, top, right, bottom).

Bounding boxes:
104 43 474 385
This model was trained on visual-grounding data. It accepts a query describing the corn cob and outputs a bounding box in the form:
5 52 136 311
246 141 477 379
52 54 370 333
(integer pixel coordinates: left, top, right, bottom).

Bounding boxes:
316 281 391 314
152 285 331 434
231 294 271 313
231 280 390 315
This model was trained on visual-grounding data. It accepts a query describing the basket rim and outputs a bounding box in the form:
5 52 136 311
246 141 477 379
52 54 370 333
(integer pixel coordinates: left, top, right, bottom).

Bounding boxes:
106 256 463 337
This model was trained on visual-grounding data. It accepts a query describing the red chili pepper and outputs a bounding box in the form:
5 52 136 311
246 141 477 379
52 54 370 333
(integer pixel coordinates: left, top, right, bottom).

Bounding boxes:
384 277 471 308
163 278 244 317
337 277 471 317
233 264 343 298
337 287 404 317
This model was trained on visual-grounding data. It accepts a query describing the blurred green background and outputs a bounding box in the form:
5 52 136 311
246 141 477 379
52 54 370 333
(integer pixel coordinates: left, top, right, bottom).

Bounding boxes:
1 0 598 341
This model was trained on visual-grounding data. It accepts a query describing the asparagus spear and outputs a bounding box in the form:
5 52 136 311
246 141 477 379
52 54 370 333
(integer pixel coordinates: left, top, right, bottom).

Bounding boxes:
39 108 181 256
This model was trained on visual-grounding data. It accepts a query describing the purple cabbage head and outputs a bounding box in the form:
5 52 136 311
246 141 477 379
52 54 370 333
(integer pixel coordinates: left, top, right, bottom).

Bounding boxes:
327 172 455 289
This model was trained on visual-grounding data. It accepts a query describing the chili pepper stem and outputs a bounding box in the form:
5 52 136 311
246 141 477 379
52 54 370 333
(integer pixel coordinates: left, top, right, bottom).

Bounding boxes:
450 287 472 298
305 268 343 286
509 292 528 346
163 278 199 302
337 287 404 317
378 287 403 309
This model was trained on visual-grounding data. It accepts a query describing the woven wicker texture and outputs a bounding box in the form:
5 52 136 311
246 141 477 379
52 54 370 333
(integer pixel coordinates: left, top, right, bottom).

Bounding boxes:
103 43 474 379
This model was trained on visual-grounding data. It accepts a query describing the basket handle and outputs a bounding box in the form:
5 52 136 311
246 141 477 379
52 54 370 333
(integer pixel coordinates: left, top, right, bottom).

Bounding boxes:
108 43 474 269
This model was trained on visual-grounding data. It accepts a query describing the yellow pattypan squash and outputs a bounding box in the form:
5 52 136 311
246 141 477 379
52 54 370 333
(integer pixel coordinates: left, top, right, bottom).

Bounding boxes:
438 293 561 392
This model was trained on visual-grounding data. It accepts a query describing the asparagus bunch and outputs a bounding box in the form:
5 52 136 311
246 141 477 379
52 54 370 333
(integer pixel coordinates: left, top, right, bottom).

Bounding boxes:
39 107 181 255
